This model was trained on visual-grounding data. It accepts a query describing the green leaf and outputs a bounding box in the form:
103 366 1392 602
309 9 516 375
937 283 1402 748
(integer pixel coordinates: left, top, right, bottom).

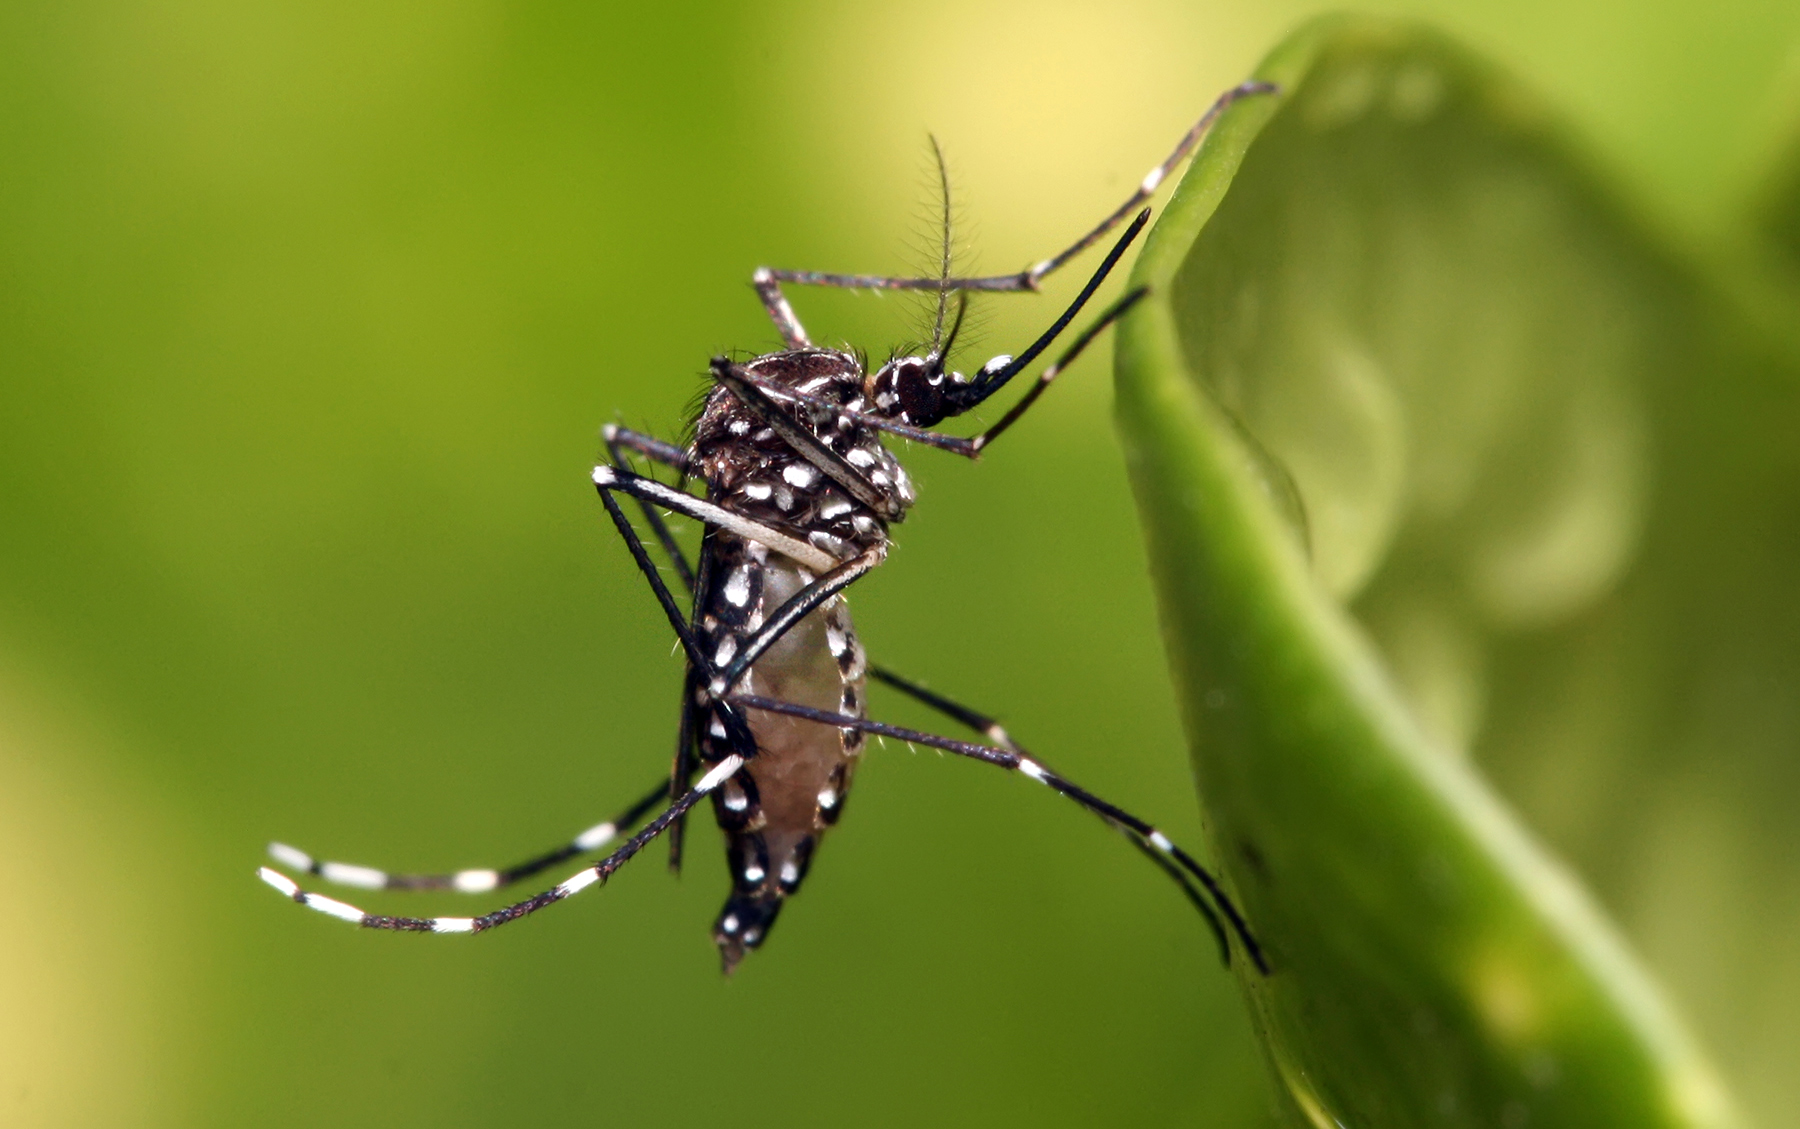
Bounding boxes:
1755 108 1800 271
1115 16 1756 1128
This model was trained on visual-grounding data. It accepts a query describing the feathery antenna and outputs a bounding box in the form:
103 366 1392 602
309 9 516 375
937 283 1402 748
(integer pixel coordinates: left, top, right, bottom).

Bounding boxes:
928 133 954 357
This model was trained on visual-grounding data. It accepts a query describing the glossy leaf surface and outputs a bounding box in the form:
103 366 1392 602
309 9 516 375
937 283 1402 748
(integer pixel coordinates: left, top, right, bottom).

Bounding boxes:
1115 16 1782 1128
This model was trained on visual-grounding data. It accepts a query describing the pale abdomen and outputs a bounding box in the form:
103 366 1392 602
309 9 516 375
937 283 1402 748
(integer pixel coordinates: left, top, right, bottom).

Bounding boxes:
695 536 865 970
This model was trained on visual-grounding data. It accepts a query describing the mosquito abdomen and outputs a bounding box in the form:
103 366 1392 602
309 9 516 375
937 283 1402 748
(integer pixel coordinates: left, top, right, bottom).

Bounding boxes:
695 528 868 971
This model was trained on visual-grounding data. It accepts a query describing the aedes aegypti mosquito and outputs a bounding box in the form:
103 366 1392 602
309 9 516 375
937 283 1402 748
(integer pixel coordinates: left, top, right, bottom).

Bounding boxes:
260 81 1275 975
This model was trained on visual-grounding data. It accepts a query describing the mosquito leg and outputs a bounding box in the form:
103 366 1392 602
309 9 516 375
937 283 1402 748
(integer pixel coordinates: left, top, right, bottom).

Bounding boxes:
666 534 717 872
1015 81 1276 285
667 666 700 873
867 666 1229 964
710 545 886 697
592 463 874 774
603 423 704 594
590 496 877 870
753 268 813 349
593 425 714 868
591 479 759 758
596 435 881 853
594 482 715 679
603 424 696 477
266 778 669 896
726 692 1267 974
958 287 1148 452
258 756 746 934
869 665 1016 747
754 81 1276 298
593 464 837 574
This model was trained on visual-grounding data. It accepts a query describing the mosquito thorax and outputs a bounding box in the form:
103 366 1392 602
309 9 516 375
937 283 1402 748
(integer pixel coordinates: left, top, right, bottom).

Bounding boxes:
694 347 917 546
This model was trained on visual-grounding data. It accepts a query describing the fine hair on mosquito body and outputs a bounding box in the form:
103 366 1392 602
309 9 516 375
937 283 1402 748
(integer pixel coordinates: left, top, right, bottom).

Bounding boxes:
259 80 1278 976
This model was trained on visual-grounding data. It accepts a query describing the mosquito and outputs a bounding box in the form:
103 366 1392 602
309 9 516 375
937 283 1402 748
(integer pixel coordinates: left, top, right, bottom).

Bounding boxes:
259 81 1275 975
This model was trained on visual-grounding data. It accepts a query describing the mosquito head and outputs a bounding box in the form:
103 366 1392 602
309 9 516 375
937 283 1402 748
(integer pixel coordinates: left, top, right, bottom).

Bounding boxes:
869 292 984 426
867 354 968 428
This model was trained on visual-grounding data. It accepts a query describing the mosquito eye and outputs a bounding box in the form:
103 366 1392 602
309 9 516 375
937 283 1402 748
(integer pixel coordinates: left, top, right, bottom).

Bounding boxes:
892 363 947 426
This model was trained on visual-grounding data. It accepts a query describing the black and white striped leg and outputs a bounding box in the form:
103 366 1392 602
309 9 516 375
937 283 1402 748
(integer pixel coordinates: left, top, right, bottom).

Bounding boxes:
1011 80 1276 283
594 461 890 735
603 423 703 594
258 756 747 934
868 667 1230 965
727 692 1268 974
595 424 720 870
752 267 812 349
869 666 1018 747
594 465 888 835
602 470 880 687
593 464 838 574
265 778 670 896
749 81 1277 304
590 450 759 875
591 478 760 759
593 463 886 744
594 480 714 675
603 423 696 477
595 426 709 870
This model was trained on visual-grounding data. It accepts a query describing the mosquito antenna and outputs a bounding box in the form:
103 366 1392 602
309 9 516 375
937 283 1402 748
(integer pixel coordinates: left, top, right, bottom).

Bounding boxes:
927 133 954 357
939 292 969 364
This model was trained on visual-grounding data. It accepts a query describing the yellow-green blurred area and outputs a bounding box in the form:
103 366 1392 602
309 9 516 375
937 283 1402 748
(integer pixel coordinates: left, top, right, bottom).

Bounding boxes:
2 1 1798 1126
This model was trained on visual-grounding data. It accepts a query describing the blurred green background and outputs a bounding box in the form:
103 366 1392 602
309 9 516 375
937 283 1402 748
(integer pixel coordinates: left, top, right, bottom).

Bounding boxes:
4 1 1799 1126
